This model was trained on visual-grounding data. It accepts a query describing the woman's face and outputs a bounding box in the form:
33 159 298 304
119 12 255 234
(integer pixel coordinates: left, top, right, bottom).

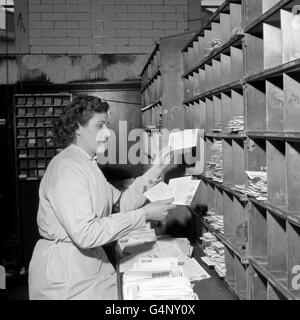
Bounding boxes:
76 112 111 157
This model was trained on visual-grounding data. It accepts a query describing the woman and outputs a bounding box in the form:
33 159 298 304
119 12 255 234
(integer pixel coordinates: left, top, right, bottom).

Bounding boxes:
28 95 175 300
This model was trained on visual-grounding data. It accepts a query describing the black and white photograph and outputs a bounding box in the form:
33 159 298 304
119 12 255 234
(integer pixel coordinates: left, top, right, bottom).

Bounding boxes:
0 0 300 304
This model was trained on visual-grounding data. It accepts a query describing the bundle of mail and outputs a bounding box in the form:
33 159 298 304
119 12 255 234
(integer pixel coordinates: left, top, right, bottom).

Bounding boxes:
225 116 244 133
231 26 244 37
118 235 192 272
211 122 222 133
233 171 267 201
205 39 222 57
143 176 200 206
117 222 157 252
119 234 212 299
203 211 224 234
204 140 223 183
122 258 197 300
200 232 226 278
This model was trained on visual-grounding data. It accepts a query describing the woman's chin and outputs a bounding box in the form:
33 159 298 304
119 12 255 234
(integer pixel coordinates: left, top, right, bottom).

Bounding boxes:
96 144 107 154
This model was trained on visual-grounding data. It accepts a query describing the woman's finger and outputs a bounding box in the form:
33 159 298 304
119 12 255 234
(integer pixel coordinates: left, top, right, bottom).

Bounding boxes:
158 198 174 204
166 204 176 210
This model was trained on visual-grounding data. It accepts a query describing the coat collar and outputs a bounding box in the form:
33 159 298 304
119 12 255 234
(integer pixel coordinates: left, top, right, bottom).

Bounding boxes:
70 144 98 163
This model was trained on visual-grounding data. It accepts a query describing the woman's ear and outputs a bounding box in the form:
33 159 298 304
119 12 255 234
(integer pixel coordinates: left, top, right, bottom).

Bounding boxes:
75 123 81 136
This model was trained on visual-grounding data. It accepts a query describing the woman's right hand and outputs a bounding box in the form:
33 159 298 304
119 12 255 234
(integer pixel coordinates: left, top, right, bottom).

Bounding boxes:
141 198 176 222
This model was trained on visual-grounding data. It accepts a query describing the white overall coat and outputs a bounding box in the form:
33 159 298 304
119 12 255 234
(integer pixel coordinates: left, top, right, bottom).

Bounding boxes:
28 144 154 300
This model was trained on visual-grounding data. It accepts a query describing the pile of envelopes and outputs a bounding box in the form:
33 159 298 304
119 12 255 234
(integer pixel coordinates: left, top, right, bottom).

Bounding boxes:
233 171 267 200
225 116 244 133
203 211 224 234
204 140 223 183
117 222 157 252
118 234 211 300
122 257 196 300
212 122 222 133
200 232 226 278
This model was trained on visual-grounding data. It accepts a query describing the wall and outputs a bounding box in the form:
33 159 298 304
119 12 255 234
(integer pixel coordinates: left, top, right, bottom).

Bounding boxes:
0 0 192 83
187 0 202 32
0 0 30 54
27 0 188 55
0 54 148 84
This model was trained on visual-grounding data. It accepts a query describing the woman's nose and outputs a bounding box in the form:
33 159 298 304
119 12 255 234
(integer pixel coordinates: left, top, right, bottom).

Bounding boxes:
104 126 111 137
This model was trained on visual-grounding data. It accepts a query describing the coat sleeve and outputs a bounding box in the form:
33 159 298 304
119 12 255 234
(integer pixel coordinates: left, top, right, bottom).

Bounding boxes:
50 162 146 249
110 171 162 212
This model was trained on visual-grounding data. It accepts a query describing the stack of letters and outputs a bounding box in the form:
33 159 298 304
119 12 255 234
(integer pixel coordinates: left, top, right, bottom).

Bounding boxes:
122 258 196 300
205 39 222 57
212 122 222 133
200 233 226 278
120 236 212 299
203 211 224 234
204 140 223 183
225 116 244 133
233 171 267 200
117 222 157 252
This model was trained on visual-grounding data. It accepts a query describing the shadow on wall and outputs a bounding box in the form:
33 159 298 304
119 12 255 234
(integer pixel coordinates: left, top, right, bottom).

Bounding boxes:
0 54 148 85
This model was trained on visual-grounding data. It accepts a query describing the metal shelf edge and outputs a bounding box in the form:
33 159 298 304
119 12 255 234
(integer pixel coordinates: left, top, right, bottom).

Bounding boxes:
183 80 242 104
181 0 238 52
250 258 298 300
245 58 300 83
244 0 294 33
141 69 161 93
188 207 247 262
140 42 160 76
182 33 244 79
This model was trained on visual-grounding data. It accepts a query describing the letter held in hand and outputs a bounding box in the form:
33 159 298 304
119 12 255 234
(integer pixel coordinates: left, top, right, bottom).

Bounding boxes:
143 177 200 206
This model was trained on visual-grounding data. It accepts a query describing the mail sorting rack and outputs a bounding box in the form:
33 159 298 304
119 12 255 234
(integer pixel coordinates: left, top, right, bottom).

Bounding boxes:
140 32 193 174
140 32 193 133
182 0 300 300
244 0 300 300
140 32 197 239
141 42 163 130
182 0 244 106
189 180 249 300
14 93 72 180
190 139 298 300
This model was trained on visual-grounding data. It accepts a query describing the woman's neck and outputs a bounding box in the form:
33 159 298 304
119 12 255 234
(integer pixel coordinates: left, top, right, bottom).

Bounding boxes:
73 142 96 159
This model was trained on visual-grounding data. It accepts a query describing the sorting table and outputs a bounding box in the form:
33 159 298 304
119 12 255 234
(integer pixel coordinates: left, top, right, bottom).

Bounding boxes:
116 242 237 300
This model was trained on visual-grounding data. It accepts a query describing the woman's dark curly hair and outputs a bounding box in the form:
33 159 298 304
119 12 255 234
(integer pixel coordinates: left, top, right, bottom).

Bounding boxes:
54 94 109 148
